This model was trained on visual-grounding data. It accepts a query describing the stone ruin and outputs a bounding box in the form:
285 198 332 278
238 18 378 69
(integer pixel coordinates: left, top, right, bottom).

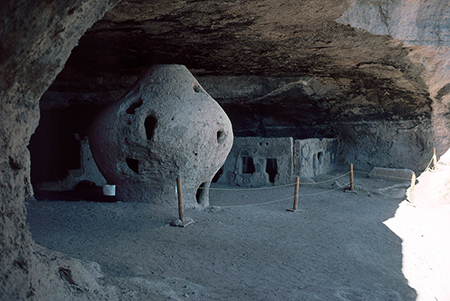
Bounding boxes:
293 138 339 179
36 136 107 191
216 137 339 187
89 64 233 208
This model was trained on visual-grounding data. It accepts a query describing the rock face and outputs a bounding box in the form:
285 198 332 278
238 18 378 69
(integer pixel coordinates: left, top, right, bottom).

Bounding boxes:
338 0 450 157
89 64 233 207
37 0 436 177
0 0 120 299
2 0 450 299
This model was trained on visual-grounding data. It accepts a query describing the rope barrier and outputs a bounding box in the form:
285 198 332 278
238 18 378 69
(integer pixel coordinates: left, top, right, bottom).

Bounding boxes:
353 170 413 182
197 171 351 191
35 171 350 192
299 172 350 185
351 155 435 182
214 183 350 209
424 154 435 171
203 182 296 191
34 149 437 211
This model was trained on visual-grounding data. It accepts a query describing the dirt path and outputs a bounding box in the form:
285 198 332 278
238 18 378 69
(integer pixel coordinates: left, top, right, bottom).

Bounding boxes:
26 166 450 300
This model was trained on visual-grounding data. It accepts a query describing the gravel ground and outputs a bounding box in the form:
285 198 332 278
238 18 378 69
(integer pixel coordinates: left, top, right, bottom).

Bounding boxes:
27 163 450 300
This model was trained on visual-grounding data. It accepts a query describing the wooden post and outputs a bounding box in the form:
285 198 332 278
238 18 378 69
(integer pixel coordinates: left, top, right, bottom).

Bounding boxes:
349 163 354 191
176 177 185 223
293 177 299 210
409 172 416 205
287 177 300 212
432 147 437 170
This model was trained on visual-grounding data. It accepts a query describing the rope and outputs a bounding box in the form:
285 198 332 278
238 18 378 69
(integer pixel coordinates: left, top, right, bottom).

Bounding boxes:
214 183 350 209
198 171 351 191
34 152 436 208
201 182 296 191
424 155 435 171
298 172 350 185
353 170 413 181
353 155 435 182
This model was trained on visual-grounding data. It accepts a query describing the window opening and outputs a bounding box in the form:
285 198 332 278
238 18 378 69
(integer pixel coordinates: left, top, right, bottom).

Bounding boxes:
242 157 255 174
217 129 226 144
196 182 209 206
126 158 139 174
126 99 143 114
144 115 157 140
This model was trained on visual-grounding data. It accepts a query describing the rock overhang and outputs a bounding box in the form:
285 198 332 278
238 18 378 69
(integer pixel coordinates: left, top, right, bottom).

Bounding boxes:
34 0 443 176
43 0 432 121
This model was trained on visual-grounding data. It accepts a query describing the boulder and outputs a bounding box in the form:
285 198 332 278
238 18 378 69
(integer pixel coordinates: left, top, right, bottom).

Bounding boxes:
368 167 415 182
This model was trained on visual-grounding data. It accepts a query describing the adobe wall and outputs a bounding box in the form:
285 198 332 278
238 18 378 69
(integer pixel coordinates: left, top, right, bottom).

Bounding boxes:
217 137 339 187
293 138 339 178
217 137 294 187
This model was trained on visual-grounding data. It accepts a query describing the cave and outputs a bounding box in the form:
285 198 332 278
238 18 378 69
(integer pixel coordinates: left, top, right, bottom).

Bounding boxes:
2 0 450 299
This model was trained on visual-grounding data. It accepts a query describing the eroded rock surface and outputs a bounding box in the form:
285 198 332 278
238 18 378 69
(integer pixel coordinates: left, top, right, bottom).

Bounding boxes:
0 0 120 299
3 0 450 299
38 0 435 175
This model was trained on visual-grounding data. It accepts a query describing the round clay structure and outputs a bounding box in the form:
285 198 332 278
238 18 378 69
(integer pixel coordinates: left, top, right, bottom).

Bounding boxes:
89 64 233 208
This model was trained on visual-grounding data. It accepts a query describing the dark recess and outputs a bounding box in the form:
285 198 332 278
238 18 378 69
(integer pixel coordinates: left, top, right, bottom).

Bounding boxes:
126 158 140 173
242 157 255 174
145 115 157 140
266 158 278 183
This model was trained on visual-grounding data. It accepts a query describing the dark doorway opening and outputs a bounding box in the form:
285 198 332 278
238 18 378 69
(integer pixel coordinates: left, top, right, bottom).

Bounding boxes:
266 158 278 183
242 157 255 174
196 182 209 206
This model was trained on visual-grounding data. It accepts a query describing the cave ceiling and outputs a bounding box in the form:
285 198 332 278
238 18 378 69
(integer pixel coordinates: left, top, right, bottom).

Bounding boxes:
42 0 432 138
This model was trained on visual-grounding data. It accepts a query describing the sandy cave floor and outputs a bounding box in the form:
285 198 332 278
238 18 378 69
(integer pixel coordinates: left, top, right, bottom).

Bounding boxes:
26 162 450 301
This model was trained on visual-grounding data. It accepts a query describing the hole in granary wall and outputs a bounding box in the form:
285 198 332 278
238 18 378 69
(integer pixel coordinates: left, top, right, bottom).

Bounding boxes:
126 99 143 114
217 129 225 144
126 158 140 174
196 182 208 205
242 157 255 174
266 158 278 183
212 168 223 183
193 83 200 92
144 115 157 140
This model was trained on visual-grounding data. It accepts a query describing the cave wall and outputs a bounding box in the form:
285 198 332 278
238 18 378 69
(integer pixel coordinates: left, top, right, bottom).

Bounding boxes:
339 0 450 157
0 0 120 299
2 0 450 298
35 0 437 179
